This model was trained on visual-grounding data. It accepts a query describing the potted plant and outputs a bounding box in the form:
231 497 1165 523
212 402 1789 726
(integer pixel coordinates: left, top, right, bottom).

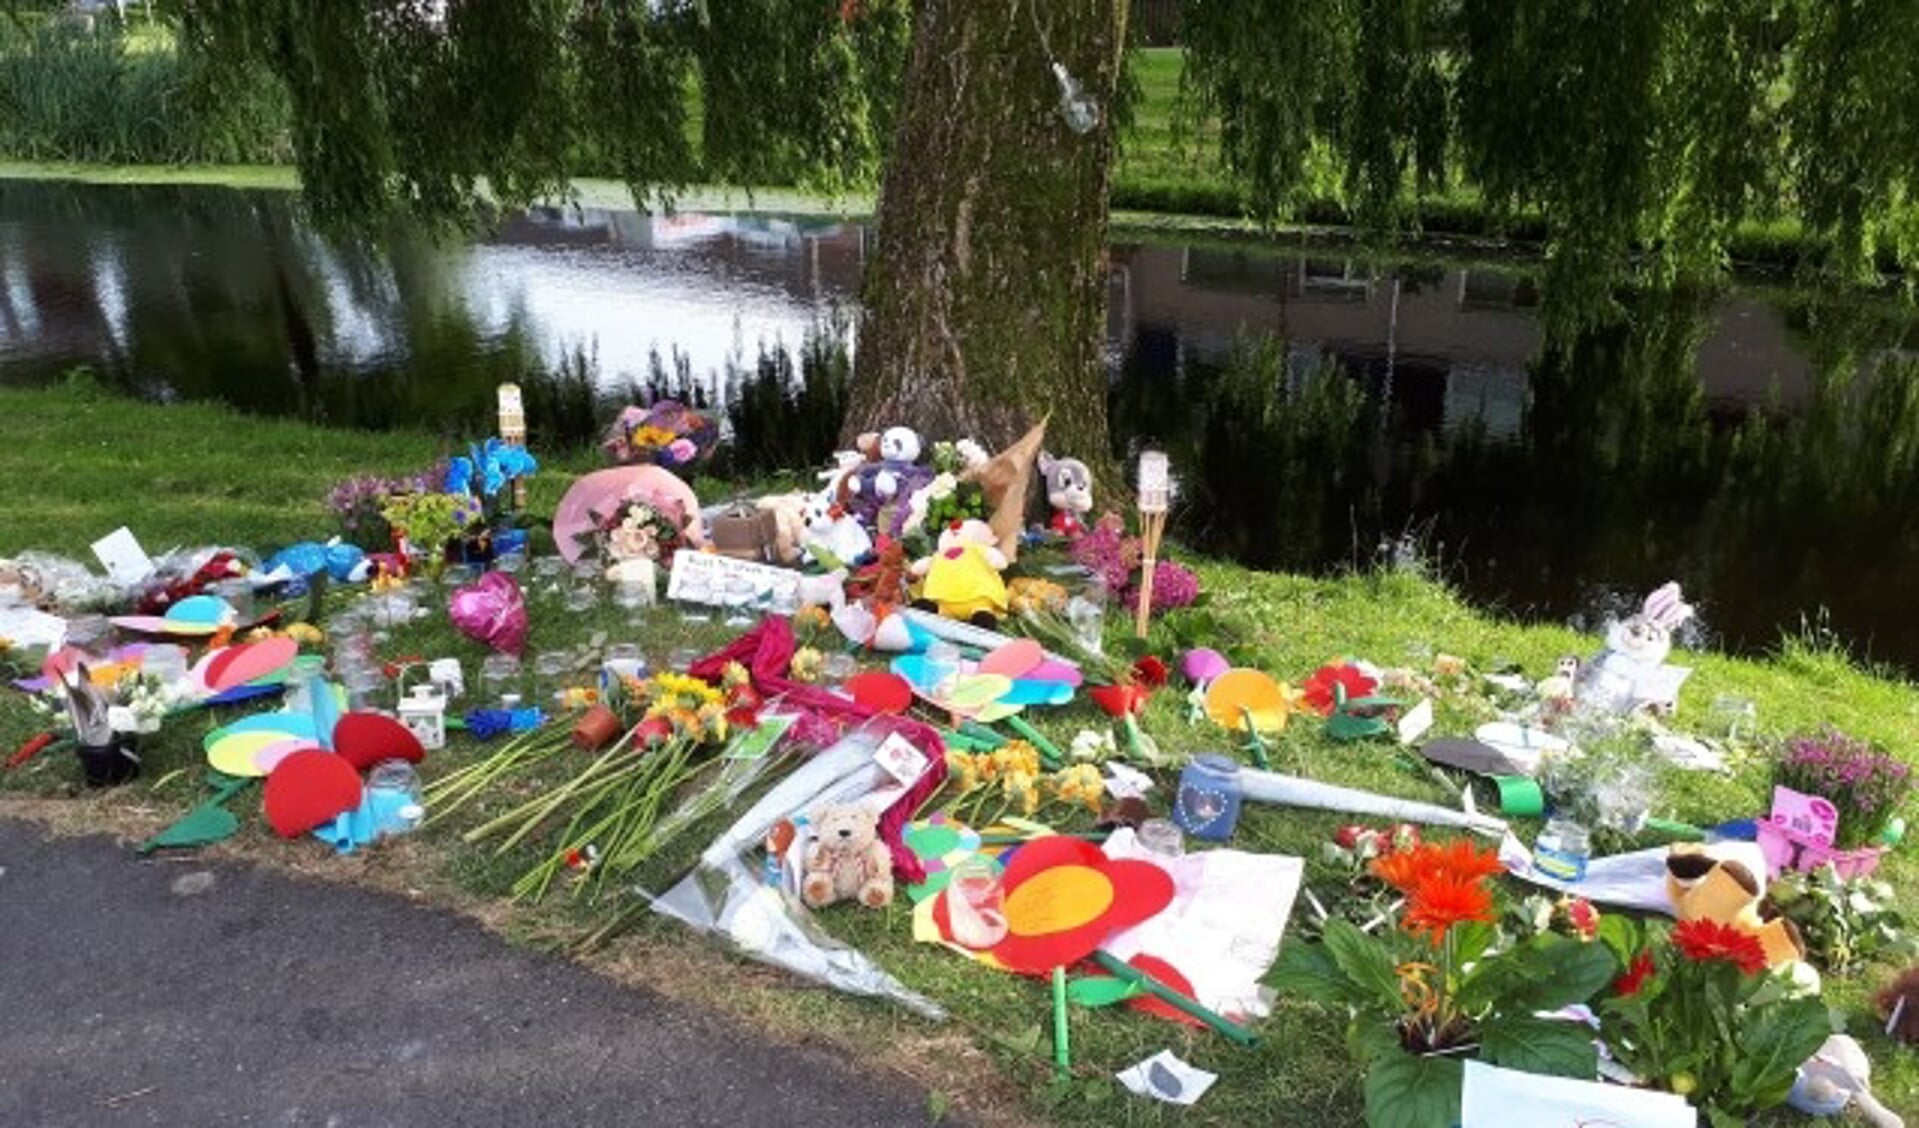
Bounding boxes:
1598 916 1831 1126
1762 728 1912 878
1273 838 1619 1127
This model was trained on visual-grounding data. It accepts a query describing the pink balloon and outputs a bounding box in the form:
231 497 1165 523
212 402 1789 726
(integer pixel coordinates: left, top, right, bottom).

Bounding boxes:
448 572 529 656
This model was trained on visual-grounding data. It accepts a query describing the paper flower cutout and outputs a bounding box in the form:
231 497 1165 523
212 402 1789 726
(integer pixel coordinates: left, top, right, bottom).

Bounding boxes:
935 835 1173 974
1301 662 1378 717
1089 683 1150 718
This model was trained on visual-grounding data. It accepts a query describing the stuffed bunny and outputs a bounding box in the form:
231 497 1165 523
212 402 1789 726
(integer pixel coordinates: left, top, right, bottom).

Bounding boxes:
1579 582 1694 714
1038 451 1093 538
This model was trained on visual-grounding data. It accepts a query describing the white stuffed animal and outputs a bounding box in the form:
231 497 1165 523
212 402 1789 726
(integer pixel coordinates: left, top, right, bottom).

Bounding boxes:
1788 1034 1903 1127
1578 582 1694 714
801 495 873 567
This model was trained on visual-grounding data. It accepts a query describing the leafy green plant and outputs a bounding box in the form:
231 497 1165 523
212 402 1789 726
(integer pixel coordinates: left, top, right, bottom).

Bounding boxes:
1765 867 1917 975
1598 917 1832 1127
1274 839 1617 1128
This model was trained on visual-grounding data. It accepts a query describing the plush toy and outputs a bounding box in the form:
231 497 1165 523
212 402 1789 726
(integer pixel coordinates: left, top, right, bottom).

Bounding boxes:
754 493 810 565
801 803 894 909
802 495 874 568
1039 451 1094 538
1878 965 1919 1045
842 428 935 536
911 519 1010 627
1579 582 1694 714
1664 845 1805 968
1788 1034 1904 1127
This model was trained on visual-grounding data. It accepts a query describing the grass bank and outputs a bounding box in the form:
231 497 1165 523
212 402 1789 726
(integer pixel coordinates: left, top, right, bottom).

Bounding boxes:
2 383 1916 1124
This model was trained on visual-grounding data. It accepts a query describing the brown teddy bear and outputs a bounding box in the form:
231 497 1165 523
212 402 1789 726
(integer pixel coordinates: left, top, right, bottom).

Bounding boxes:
801 804 894 910
1665 845 1805 968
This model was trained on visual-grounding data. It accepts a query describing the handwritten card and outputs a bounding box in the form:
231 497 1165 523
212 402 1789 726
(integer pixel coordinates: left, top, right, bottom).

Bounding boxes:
665 550 800 609
90 527 155 585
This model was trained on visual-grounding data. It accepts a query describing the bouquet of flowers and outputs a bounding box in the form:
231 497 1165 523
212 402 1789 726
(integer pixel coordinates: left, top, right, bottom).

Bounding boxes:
601 400 718 468
1069 513 1201 616
1599 917 1830 1125
1776 727 1913 848
381 492 482 578
326 461 447 550
580 490 691 567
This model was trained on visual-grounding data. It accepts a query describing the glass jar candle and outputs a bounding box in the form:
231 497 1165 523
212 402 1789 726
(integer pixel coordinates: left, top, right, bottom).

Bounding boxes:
1137 818 1185 858
945 857 1008 950
1534 815 1592 882
1173 753 1244 841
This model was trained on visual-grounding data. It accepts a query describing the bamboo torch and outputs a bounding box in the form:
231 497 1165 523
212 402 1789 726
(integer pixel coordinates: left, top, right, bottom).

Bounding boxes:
497 383 527 512
1134 449 1169 638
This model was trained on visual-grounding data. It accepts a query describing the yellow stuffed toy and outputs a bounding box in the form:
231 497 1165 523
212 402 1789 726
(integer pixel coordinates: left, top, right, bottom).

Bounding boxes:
1665 845 1806 968
910 518 1010 627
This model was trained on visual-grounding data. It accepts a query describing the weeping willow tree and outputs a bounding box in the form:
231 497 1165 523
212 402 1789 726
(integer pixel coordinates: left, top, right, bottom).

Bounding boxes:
168 0 1125 459
1180 0 1919 327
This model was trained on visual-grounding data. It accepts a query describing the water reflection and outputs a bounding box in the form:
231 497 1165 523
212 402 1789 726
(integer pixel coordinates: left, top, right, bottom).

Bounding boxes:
2 179 1915 669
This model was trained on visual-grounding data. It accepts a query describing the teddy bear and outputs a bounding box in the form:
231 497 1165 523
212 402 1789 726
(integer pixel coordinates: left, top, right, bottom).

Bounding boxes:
1664 844 1806 968
801 803 894 909
911 518 1010 627
842 428 935 536
753 492 811 565
1038 451 1093 538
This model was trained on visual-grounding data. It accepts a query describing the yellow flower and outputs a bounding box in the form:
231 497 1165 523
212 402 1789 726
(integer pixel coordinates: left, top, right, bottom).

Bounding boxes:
790 647 824 684
721 662 750 690
794 605 831 630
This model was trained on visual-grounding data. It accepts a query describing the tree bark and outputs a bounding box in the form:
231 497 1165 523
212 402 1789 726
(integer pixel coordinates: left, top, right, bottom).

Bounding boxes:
846 0 1125 469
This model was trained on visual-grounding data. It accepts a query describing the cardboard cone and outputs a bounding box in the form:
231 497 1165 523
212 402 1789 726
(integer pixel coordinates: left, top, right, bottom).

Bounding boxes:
965 418 1048 563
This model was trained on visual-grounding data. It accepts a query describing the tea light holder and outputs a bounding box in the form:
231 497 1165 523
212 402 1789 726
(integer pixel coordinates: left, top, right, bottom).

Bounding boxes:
398 683 448 751
1134 450 1170 638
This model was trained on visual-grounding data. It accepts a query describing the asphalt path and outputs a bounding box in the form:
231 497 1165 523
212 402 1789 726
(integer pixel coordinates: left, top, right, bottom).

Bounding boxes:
0 819 936 1127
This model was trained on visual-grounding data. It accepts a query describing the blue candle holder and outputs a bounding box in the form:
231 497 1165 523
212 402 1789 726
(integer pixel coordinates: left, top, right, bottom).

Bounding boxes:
1173 753 1243 841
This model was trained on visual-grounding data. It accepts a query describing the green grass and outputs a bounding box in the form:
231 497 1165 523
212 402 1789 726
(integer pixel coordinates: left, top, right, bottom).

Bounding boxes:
3 385 1918 1124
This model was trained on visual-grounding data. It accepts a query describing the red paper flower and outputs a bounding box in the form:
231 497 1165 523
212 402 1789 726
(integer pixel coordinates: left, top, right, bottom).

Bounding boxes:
1089 683 1150 717
1672 919 1768 975
932 835 1173 975
1130 655 1169 689
1614 950 1656 997
1300 662 1379 717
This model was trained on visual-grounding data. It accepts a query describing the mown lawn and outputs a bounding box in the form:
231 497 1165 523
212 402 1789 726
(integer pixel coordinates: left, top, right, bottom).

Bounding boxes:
1 383 1915 1125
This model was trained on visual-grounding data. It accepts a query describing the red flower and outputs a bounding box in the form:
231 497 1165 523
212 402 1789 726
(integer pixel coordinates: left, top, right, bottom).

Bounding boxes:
1131 655 1169 689
1300 662 1379 717
1614 950 1656 997
1671 919 1768 975
1401 871 1496 944
632 716 675 747
1089 683 1149 717
1561 896 1600 941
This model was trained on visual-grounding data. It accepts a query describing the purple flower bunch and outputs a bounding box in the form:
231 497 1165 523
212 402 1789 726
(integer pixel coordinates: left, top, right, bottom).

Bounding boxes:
1777 727 1914 847
1067 515 1202 616
326 461 449 549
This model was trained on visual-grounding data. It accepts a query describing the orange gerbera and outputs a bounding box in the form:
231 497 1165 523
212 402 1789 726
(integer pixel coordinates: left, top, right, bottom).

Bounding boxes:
1672 919 1768 976
1401 871 1496 944
1368 839 1505 895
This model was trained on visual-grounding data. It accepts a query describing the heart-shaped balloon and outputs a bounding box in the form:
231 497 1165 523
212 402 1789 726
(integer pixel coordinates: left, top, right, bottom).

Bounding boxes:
448 572 528 655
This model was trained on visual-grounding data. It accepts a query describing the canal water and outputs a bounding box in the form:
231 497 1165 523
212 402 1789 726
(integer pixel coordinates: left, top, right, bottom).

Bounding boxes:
3 179 1915 670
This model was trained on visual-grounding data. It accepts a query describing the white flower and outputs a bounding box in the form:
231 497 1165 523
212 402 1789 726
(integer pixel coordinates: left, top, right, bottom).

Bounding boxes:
1070 728 1116 763
955 439 989 470
926 473 956 501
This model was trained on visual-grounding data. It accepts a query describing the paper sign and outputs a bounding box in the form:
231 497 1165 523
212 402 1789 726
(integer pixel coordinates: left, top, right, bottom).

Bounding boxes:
1461 1059 1693 1127
873 732 928 786
91 527 155 585
1396 698 1435 745
1769 786 1838 847
665 550 800 609
0 606 67 649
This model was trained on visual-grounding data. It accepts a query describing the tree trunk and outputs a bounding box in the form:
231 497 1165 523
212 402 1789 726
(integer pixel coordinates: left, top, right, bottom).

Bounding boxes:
846 0 1125 470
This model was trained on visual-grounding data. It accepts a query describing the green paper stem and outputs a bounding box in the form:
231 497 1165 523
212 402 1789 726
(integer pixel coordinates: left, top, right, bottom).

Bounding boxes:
938 729 994 753
1052 966 1071 1077
1090 951 1259 1047
1642 816 1706 842
1005 715 1063 768
977 831 1110 846
1238 706 1272 769
960 721 1007 748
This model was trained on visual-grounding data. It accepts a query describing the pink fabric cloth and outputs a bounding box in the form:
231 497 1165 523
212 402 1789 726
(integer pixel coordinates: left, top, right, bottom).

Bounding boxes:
691 617 947 884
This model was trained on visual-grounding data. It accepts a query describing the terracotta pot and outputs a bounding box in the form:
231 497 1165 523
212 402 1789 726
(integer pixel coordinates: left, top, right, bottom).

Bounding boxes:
571 705 623 751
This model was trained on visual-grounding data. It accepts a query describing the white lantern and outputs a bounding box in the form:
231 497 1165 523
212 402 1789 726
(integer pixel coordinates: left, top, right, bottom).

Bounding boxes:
398 684 447 751
1138 450 1171 514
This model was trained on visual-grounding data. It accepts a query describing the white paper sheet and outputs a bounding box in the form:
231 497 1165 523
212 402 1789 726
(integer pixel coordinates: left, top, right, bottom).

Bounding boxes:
1461 1060 1694 1127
